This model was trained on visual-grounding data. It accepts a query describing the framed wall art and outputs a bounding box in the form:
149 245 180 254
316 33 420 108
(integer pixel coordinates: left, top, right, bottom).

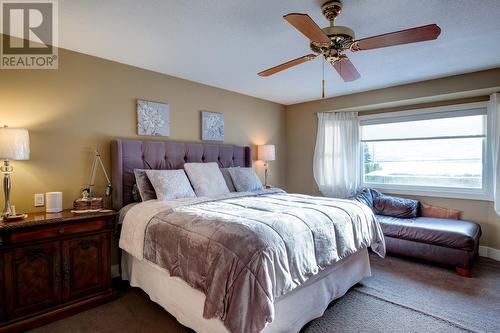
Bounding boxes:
137 99 170 136
201 111 224 141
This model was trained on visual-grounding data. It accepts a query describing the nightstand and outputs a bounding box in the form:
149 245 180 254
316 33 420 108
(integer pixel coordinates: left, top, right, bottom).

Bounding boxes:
0 210 118 332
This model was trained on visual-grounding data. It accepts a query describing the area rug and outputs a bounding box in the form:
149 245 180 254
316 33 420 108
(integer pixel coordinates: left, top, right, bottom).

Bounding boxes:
354 254 500 333
301 288 470 333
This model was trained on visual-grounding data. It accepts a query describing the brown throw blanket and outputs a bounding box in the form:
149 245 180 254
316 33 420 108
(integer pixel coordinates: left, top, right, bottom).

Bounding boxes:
139 191 385 333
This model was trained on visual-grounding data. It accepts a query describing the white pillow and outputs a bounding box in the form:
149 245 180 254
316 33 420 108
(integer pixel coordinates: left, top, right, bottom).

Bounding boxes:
145 169 196 201
184 162 230 197
228 167 264 192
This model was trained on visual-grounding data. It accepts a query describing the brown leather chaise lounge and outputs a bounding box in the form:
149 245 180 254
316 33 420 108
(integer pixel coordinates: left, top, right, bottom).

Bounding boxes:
353 188 482 277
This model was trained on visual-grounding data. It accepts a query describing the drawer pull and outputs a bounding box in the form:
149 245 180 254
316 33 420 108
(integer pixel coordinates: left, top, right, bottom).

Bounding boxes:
58 228 65 234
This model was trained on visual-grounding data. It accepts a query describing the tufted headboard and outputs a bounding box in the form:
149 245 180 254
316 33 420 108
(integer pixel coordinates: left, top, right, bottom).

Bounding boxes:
111 139 252 209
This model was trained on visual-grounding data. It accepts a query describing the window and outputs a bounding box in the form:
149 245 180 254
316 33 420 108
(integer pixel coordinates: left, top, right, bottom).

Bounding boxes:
360 103 491 200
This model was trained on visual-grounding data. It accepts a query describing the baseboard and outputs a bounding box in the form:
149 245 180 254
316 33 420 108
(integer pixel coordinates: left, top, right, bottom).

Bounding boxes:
479 246 500 261
111 264 120 278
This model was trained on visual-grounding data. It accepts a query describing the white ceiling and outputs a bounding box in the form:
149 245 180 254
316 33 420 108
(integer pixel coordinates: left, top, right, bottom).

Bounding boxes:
57 0 500 105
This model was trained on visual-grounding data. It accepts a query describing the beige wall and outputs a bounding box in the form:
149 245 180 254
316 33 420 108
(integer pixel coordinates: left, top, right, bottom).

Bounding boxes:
286 68 500 249
0 47 286 213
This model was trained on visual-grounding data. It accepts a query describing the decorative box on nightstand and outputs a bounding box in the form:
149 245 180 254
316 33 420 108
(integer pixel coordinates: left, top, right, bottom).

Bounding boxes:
0 210 118 332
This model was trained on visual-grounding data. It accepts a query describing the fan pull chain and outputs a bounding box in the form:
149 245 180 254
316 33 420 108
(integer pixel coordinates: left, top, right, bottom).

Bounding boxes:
322 57 325 98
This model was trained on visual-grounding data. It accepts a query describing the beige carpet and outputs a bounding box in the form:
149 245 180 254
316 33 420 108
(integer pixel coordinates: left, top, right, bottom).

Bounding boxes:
30 254 500 333
356 255 500 332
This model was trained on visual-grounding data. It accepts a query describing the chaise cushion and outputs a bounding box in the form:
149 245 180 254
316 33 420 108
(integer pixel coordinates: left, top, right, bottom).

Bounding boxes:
376 215 481 251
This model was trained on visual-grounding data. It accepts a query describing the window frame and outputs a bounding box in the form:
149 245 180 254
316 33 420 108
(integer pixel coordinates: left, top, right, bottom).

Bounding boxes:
359 102 493 201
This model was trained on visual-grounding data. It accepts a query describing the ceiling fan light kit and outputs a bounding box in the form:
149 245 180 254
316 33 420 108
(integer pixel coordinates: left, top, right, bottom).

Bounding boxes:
258 0 441 98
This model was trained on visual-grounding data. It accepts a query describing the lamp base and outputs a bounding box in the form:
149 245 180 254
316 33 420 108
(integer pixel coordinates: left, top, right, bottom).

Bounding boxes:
264 162 269 188
3 213 28 222
2 160 12 217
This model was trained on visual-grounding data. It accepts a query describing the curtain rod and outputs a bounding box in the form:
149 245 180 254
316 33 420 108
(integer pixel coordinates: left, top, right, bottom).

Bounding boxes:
313 110 359 115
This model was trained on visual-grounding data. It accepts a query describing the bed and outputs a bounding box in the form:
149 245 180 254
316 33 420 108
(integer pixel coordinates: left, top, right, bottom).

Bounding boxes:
112 139 385 333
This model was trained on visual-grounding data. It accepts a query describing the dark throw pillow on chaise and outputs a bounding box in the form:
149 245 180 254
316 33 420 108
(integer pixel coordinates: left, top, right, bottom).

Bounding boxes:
373 194 419 218
351 187 382 207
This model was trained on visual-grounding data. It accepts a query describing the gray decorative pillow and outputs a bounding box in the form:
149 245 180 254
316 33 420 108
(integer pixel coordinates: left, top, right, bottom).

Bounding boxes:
184 162 230 197
220 168 236 192
145 169 196 201
228 167 264 192
132 183 142 202
134 169 157 201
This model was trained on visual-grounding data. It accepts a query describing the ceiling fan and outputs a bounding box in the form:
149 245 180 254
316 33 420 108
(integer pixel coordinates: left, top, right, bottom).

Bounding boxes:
258 0 441 96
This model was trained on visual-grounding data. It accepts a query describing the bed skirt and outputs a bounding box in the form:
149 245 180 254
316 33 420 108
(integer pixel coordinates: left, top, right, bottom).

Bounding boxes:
121 248 371 333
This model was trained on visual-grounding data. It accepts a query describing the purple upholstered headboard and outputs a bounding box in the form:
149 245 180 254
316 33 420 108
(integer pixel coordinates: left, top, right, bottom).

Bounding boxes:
111 139 252 209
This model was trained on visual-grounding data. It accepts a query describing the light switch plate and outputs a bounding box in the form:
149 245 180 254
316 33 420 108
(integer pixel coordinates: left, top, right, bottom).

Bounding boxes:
34 193 45 207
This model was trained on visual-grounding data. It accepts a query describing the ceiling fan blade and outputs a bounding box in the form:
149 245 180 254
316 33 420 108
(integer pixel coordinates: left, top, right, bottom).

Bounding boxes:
331 56 361 82
258 54 317 77
351 24 441 51
283 13 331 45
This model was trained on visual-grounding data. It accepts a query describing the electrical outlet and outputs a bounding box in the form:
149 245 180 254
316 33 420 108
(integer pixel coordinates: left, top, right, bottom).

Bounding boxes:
34 193 45 207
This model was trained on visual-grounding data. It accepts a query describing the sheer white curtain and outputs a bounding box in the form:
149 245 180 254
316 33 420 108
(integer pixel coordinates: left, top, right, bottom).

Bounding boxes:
489 93 500 215
313 111 360 198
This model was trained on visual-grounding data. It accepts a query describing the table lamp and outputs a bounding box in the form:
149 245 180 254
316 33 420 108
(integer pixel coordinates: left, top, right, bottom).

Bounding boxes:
0 126 30 216
257 144 275 188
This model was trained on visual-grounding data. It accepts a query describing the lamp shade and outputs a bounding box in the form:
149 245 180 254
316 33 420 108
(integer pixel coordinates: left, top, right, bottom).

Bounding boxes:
258 144 275 161
0 126 30 160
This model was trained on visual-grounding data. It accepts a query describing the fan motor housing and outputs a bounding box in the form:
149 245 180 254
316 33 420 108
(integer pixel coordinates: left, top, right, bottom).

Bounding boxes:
323 26 355 40
311 1 355 55
310 25 355 54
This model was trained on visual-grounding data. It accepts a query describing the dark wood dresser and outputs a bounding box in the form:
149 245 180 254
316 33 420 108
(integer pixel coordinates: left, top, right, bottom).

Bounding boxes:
0 210 118 332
